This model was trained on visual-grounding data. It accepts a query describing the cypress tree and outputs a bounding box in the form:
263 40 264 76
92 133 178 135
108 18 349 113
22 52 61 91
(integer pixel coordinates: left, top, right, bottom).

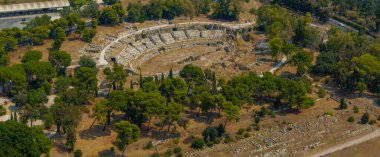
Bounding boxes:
212 72 217 94
169 67 173 79
130 80 134 89
14 111 17 122
139 73 143 89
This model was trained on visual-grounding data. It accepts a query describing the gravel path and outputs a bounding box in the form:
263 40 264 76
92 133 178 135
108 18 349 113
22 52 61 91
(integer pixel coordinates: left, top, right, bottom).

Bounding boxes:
309 129 380 157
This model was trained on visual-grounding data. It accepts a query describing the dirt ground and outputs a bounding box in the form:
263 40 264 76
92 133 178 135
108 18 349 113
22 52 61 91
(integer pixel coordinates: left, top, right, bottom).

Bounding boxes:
7 34 87 66
325 136 380 157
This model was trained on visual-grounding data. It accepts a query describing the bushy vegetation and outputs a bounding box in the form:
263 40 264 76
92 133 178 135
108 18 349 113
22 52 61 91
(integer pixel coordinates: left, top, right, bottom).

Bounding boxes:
191 138 205 149
273 0 380 34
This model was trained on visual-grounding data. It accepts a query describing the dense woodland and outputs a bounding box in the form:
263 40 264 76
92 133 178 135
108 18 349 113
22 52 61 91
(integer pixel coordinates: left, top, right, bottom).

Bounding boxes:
272 0 380 35
0 1 379 157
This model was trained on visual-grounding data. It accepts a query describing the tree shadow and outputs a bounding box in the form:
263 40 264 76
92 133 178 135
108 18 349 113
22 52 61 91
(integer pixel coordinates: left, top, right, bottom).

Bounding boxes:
276 108 302 116
277 71 296 79
98 149 117 157
79 124 112 140
183 109 216 124
51 136 69 154
149 129 180 140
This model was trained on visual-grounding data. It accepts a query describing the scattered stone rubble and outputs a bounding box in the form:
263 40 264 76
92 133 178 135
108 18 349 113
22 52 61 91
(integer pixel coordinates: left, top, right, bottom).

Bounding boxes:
187 115 371 157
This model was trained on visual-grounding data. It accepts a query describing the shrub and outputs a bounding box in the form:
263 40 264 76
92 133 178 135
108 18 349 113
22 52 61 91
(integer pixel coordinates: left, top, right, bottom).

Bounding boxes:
0 105 6 116
246 126 252 132
243 132 251 138
164 149 173 157
151 153 160 157
74 150 82 157
237 128 246 135
223 134 234 144
174 147 183 156
318 87 326 98
216 124 225 137
361 112 370 124
235 134 244 140
347 116 355 122
353 106 359 113
339 98 348 110
110 147 114 151
191 138 205 149
323 112 333 116
369 119 376 125
174 138 180 145
144 141 153 149
202 127 218 145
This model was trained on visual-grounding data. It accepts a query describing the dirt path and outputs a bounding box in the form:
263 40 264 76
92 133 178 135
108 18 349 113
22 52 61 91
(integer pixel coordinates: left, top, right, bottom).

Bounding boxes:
309 128 380 157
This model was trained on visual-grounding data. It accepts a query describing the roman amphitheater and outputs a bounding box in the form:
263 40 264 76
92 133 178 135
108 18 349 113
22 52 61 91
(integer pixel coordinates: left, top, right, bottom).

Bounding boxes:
78 21 285 78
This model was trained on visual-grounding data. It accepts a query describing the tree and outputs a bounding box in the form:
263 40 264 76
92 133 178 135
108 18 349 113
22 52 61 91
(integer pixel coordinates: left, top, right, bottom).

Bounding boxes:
0 121 51 156
75 20 86 38
289 50 313 76
82 0 99 18
212 0 241 20
169 67 174 79
179 64 205 94
281 81 315 110
269 37 283 61
0 47 10 65
0 106 5 116
74 67 98 96
105 64 127 90
49 50 72 75
312 51 338 74
90 101 107 129
112 3 126 22
126 2 147 23
164 102 182 132
99 7 120 25
52 27 66 50
24 61 56 88
115 120 140 157
21 50 42 63
0 65 28 96
103 0 118 5
66 13 80 32
223 102 240 128
30 26 50 45
142 92 166 131
82 28 97 42
55 77 72 94
78 56 96 69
